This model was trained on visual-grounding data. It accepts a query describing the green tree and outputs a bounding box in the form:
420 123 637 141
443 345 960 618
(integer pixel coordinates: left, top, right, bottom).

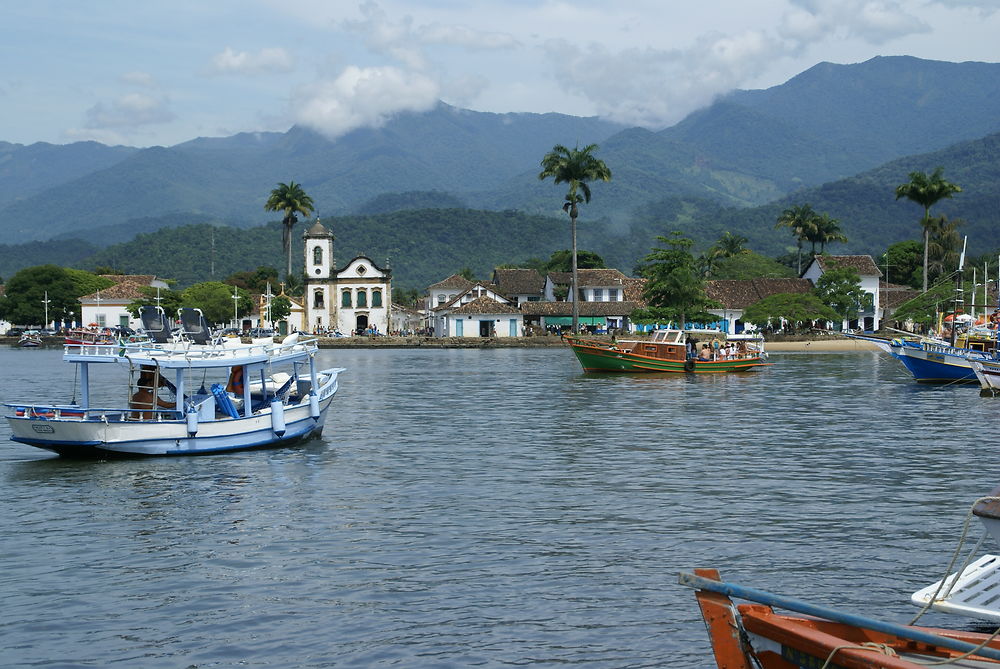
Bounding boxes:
268 295 292 324
814 266 866 323
127 286 185 319
264 181 315 282
0 265 80 326
775 204 819 274
709 252 796 280
181 281 253 326
225 266 280 293
539 143 612 333
458 266 476 281
895 167 962 292
925 215 964 282
883 240 924 288
709 231 748 259
636 232 715 329
808 213 848 253
543 249 606 273
741 293 839 331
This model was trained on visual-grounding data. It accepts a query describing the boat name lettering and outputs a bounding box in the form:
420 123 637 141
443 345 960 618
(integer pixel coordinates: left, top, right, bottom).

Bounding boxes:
31 423 55 434
927 353 945 362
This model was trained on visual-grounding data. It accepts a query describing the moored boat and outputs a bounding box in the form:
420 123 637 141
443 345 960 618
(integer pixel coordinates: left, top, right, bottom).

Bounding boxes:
4 307 345 457
683 568 1000 667
886 337 994 383
17 330 43 347
564 328 769 373
971 359 1000 395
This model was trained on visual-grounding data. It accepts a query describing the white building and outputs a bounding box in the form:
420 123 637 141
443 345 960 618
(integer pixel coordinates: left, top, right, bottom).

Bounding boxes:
79 275 170 330
444 296 523 338
802 255 883 332
302 220 391 335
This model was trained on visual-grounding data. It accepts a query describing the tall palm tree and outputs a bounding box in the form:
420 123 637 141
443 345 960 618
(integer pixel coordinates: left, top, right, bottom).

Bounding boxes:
264 181 315 282
810 213 848 253
538 144 612 333
894 167 962 292
924 214 963 281
775 204 819 274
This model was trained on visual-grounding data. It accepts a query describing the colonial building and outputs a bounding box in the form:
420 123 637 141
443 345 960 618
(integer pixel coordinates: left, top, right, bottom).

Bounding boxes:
491 268 544 304
431 282 512 337
802 255 883 332
445 296 523 338
302 220 391 335
79 275 170 330
704 278 814 334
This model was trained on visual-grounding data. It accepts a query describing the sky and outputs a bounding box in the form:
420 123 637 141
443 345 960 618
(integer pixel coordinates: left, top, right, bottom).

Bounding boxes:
2 0 999 148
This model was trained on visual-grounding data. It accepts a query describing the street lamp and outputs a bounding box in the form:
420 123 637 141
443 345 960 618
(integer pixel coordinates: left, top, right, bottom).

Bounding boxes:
232 286 240 329
41 291 51 329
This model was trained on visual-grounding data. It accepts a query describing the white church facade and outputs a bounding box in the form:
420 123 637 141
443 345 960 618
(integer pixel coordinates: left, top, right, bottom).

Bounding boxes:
301 220 391 335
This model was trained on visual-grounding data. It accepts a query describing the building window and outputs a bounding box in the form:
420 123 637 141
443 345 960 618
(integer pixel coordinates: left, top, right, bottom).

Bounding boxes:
341 291 351 308
594 288 604 301
357 290 367 308
313 246 323 265
608 288 619 301
372 289 382 308
437 294 446 306
96 314 107 327
313 290 324 308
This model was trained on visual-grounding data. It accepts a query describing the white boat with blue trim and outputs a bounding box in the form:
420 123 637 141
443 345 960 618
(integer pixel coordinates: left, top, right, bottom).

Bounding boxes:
4 307 345 457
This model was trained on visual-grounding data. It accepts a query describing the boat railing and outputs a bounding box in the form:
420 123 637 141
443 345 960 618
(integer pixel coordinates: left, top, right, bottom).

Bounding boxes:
64 336 319 361
5 403 183 422
922 341 993 359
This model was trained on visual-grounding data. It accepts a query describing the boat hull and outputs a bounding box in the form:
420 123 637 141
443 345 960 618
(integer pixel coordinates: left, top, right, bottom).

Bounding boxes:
568 340 767 373
971 360 1000 394
6 373 341 457
890 341 986 383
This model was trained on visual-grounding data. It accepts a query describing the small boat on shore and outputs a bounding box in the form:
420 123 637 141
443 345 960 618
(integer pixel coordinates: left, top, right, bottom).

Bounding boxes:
17 330 43 347
4 307 345 457
564 328 769 373
682 568 1000 667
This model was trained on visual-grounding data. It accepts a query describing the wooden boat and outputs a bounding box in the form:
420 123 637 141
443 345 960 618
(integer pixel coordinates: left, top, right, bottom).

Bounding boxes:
564 328 769 373
4 307 345 457
64 325 116 346
682 568 1000 668
970 359 1000 395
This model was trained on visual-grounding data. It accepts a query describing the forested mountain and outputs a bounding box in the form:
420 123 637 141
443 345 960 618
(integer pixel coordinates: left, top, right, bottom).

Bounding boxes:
0 140 135 208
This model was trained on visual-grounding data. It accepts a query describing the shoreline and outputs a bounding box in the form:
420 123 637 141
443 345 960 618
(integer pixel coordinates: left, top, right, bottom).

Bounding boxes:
1 335 882 352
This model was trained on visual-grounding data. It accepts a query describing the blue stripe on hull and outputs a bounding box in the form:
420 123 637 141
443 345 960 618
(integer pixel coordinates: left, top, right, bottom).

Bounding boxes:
891 352 978 383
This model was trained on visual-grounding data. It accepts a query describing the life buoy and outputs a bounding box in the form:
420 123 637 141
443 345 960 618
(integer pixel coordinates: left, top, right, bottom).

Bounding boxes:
226 366 244 394
684 359 696 373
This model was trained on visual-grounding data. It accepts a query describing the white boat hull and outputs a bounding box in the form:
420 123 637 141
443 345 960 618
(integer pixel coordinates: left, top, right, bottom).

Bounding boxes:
971 359 1000 393
7 371 341 457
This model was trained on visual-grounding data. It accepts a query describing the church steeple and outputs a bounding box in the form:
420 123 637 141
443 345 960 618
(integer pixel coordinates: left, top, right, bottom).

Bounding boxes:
303 217 334 280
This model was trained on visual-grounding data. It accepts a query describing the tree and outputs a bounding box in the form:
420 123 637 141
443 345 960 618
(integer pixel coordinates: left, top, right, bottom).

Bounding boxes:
224 266 280 293
458 266 476 281
925 215 964 281
0 265 80 326
895 167 962 292
269 295 292 324
708 252 796 280
808 213 848 253
775 204 819 275
709 231 748 259
180 281 253 326
636 232 715 329
814 266 866 324
264 181 315 283
544 249 606 273
741 293 840 331
539 143 612 333
883 240 924 289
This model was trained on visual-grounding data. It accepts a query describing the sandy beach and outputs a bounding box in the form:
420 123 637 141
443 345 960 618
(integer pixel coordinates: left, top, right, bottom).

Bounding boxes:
763 338 881 351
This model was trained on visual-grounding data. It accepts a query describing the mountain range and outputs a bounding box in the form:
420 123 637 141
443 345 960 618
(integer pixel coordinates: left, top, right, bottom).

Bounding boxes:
2 55 1000 286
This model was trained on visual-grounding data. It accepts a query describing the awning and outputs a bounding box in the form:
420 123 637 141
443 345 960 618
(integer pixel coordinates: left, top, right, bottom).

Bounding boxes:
543 316 607 326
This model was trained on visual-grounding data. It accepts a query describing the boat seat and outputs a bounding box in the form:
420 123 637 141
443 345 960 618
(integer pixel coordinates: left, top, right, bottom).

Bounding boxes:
178 308 212 345
139 306 171 343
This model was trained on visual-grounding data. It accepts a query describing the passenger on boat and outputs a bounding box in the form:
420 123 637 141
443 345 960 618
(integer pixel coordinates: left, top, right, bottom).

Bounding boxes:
698 344 712 361
129 365 176 420
226 365 244 394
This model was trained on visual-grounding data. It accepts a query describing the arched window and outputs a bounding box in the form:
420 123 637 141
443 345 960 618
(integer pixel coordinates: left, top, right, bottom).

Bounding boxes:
357 290 368 308
341 291 351 308
372 289 382 307
313 246 323 265
313 290 324 308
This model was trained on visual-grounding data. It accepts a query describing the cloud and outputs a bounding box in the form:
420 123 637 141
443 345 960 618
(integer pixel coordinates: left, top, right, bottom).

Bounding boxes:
120 71 156 87
783 0 929 44
292 65 439 138
83 92 175 129
211 47 294 75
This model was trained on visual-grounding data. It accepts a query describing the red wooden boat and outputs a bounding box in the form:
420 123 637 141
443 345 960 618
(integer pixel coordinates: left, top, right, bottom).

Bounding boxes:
683 568 1000 668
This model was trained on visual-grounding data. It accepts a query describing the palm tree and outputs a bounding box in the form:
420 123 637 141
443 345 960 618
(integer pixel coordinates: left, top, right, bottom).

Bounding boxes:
924 214 963 281
894 167 962 292
775 204 819 274
809 213 848 253
264 181 315 282
538 144 612 333
709 231 748 259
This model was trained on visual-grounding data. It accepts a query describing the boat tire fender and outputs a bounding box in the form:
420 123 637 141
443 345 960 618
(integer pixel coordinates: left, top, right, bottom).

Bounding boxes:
186 408 199 436
270 399 286 437
684 359 696 373
309 392 320 419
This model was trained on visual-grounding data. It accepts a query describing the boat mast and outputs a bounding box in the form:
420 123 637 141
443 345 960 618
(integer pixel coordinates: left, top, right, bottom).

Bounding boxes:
951 236 967 348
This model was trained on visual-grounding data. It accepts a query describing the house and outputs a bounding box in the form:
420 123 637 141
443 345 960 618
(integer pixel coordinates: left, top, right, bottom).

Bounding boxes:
535 269 643 332
543 268 631 302
704 279 814 334
802 255 883 331
390 303 423 334
444 296 523 338
302 220 392 334
431 282 513 336
79 275 170 330
491 268 544 304
519 300 642 333
426 274 474 311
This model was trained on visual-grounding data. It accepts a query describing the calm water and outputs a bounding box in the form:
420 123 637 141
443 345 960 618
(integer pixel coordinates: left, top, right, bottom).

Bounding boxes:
1 345 998 668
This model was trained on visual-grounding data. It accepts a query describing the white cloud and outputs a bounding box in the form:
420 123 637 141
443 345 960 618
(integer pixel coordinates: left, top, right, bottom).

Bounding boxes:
83 92 175 129
784 0 929 44
120 71 156 87
211 47 294 75
292 65 439 138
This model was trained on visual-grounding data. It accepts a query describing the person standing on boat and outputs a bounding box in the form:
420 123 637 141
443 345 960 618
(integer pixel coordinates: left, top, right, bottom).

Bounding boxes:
130 365 176 420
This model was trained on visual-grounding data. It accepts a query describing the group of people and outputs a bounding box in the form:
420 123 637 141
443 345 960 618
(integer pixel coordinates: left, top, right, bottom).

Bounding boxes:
692 339 748 361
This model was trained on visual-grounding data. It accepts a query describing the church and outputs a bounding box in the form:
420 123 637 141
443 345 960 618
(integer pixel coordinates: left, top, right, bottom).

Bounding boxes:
301 219 392 335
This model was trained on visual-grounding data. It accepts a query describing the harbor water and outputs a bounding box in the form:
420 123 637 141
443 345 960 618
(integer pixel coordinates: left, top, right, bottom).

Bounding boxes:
1 345 997 667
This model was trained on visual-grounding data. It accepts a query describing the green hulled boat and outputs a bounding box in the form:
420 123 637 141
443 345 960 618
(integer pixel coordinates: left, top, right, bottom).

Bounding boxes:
565 328 770 374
